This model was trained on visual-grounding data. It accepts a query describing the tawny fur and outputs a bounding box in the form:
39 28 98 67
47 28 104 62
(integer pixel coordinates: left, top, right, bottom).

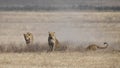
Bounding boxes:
86 42 108 51
48 32 59 51
23 32 33 46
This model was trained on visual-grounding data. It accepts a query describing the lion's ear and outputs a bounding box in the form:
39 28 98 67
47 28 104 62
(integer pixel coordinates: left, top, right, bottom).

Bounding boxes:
27 32 30 35
48 32 50 34
23 34 26 37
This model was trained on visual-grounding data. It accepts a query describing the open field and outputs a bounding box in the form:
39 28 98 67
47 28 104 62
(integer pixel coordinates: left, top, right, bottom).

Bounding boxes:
0 52 119 68
0 11 120 49
0 11 120 44
0 11 120 68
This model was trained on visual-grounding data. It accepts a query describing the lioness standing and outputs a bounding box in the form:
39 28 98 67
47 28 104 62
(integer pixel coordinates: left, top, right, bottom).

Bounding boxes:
48 32 59 51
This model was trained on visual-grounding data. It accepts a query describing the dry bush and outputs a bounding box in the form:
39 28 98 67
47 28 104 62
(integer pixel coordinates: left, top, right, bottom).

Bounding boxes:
0 42 68 53
55 42 68 51
0 41 118 53
58 41 85 52
0 43 48 53
0 43 24 53
0 44 5 52
23 43 48 52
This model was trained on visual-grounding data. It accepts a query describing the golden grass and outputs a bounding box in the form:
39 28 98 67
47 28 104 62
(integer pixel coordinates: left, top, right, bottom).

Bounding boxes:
0 52 119 68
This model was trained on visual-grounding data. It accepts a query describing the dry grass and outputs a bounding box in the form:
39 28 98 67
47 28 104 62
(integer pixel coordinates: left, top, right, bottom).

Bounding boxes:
0 52 119 68
0 42 81 53
0 42 119 53
0 11 120 68
0 42 119 68
0 41 114 53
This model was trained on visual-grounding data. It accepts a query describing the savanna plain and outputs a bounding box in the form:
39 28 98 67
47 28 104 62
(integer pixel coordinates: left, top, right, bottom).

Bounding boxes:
0 11 120 68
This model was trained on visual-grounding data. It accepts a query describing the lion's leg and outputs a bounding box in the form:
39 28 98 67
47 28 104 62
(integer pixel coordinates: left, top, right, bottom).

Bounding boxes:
52 44 55 51
49 45 52 52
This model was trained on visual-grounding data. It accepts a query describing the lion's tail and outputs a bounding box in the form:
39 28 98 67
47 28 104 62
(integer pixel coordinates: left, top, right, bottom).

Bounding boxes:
97 44 108 49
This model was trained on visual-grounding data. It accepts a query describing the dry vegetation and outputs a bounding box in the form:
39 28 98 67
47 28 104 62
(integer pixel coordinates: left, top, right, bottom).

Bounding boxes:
0 51 119 68
0 42 119 68
0 11 120 68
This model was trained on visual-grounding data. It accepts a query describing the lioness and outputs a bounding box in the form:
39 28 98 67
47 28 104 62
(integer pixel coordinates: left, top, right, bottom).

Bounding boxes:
48 32 59 51
23 32 33 46
86 42 109 51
